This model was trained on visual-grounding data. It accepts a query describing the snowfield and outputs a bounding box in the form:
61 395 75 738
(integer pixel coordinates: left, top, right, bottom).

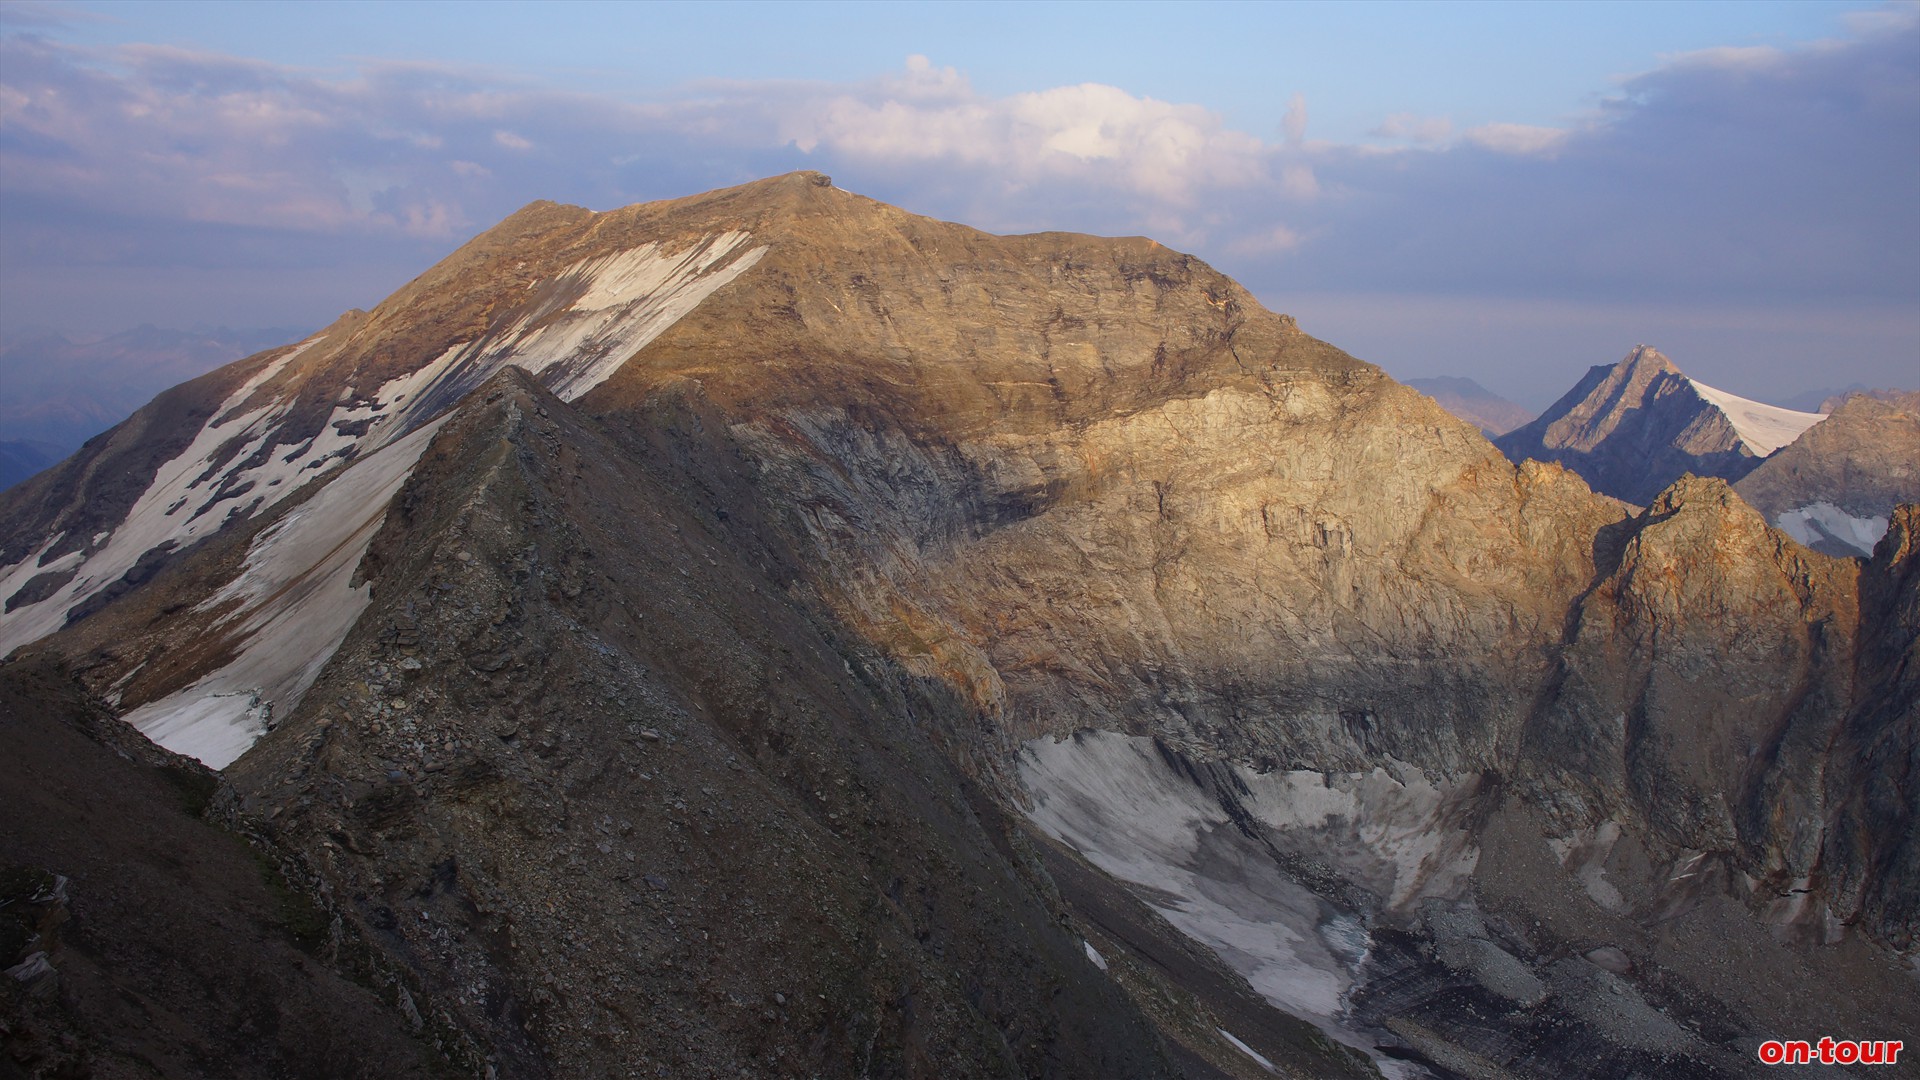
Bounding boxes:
1019 730 1470 1079
1689 380 1825 455
120 420 446 768
0 231 767 767
1775 501 1889 557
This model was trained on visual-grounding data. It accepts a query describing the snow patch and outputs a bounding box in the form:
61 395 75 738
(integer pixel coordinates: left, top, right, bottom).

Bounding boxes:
1548 820 1626 912
1689 380 1824 455
1019 730 1471 1074
119 419 446 768
3 229 768 768
1217 1029 1276 1072
1 407 279 654
425 232 767 405
0 341 326 655
1237 764 1480 908
1082 941 1108 971
0 231 766 662
1020 733 1357 1020
1775 502 1888 556
0 540 81 617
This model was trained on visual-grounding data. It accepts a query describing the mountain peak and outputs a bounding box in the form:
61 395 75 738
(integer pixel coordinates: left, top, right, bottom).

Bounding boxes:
1622 343 1678 375
1735 391 1920 556
1646 471 1748 519
1496 345 1828 505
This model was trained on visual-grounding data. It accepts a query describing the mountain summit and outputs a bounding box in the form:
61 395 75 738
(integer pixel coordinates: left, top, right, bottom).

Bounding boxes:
3 175 1915 1079
1494 344 1825 504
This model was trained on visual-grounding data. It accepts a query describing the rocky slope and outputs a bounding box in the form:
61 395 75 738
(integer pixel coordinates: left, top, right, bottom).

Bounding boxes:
1494 345 1825 505
2 173 1915 1078
1735 391 1920 556
1 652 450 1080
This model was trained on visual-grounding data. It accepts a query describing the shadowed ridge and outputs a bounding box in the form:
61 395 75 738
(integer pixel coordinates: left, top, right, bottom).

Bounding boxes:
0 652 454 1079
220 358 1195 1079
1825 503 1920 946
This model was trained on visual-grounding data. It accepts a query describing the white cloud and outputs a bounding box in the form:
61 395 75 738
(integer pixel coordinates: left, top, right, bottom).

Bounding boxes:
779 61 1272 205
1278 164 1319 199
1841 2 1920 37
1372 112 1453 144
1656 44 1785 72
0 12 1911 373
1463 122 1571 156
1226 224 1304 256
1282 93 1308 145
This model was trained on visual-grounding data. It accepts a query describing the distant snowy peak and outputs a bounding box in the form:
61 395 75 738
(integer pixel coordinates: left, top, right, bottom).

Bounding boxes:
1687 379 1826 456
1493 344 1815 506
1493 343 1909 557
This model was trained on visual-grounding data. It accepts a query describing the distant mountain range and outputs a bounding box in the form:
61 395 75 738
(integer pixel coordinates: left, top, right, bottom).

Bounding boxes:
1403 376 1534 435
1495 345 1917 555
0 440 62 493
0 325 307 478
1776 383 1917 414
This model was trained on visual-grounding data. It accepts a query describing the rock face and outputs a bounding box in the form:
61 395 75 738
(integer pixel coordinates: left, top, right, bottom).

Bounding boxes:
2 174 1915 1078
1824 506 1920 949
1404 376 1534 436
1494 345 1825 505
1735 391 1920 556
0 653 448 1080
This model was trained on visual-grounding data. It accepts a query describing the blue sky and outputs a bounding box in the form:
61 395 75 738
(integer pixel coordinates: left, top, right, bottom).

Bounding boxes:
2 0 1915 406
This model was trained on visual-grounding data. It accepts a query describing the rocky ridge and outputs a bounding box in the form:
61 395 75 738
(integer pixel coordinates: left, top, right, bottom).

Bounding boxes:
1735 391 1920 556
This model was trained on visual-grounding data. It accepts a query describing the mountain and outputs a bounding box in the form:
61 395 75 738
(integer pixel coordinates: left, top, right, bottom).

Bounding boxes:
1494 344 1826 505
1403 376 1533 435
1775 383 1914 414
3 173 1915 1079
1735 391 1920 556
0 324 306 453
1819 387 1919 412
1779 383 1872 413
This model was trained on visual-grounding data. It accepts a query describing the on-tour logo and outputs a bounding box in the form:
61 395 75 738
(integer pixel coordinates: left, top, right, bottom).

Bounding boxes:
1757 1039 1903 1066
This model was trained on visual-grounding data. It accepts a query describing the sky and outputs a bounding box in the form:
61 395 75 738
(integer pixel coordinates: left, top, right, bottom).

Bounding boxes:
1 0 1915 409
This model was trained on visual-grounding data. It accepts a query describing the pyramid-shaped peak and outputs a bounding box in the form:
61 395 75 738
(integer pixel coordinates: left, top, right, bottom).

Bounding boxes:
1620 344 1680 377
